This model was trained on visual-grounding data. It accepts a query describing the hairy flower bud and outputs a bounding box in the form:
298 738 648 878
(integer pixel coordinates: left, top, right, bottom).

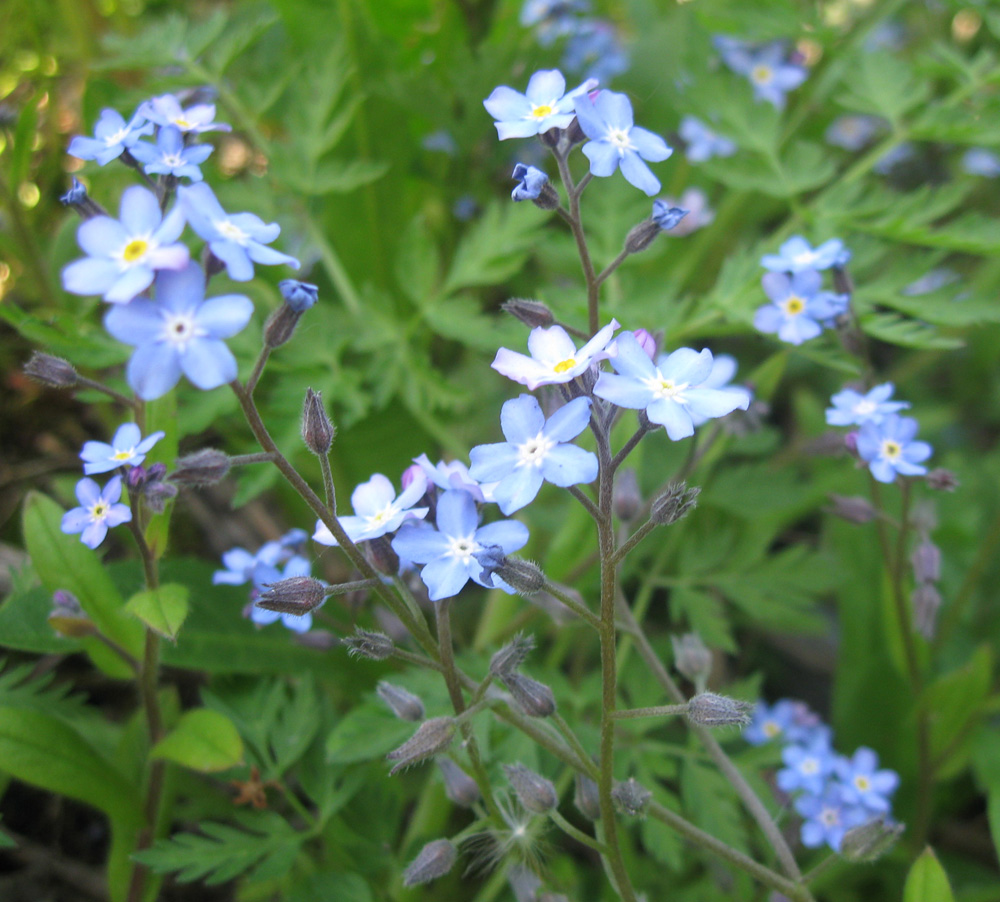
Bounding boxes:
169 449 232 486
48 590 96 638
59 178 105 219
650 483 700 526
142 477 179 514
377 681 425 722
671 633 712 690
574 772 601 820
402 839 458 887
502 673 557 718
437 757 481 807
302 388 335 456
23 352 79 388
911 540 941 584
827 493 877 524
624 218 662 254
611 777 651 818
503 763 557 814
368 535 401 577
387 717 456 774
613 469 643 522
686 692 753 728
925 468 959 492
264 280 318 348
911 584 941 640
490 633 536 679
502 298 555 329
279 279 319 313
475 548 545 596
840 817 904 862
343 628 395 660
256 577 326 615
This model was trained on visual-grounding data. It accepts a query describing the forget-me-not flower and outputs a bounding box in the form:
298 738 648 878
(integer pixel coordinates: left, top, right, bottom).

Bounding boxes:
562 20 630 84
178 183 299 282
520 0 588 46
825 114 884 151
593 332 751 441
745 698 832 746
573 90 672 196
104 261 253 400
761 236 851 273
689 354 751 427
80 423 166 475
962 148 1000 178
129 125 213 181
679 115 736 162
835 747 899 814
62 186 189 303
794 790 867 852
723 41 806 109
511 164 550 202
412 454 494 504
754 270 848 345
61 476 132 549
826 383 909 427
776 738 836 797
214 541 287 586
856 414 932 483
249 555 314 633
68 108 153 166
312 472 428 547
658 188 715 237
492 320 619 390
469 395 598 514
391 489 529 601
138 94 231 134
484 69 597 140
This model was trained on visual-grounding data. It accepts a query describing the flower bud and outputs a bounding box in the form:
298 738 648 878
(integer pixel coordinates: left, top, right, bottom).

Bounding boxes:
279 279 319 313
256 576 326 615
264 282 316 348
402 839 458 887
686 692 753 728
502 673 557 718
367 535 400 577
474 549 545 596
503 763 557 814
343 628 395 660
613 469 642 522
510 163 559 209
142 477 179 514
911 584 941 640
48 590 96 638
23 352 78 388
169 449 232 486
490 633 536 679
911 540 941 584
437 757 481 807
302 388 335 456
387 717 456 775
840 817 904 862
827 494 877 524
611 777 651 817
502 298 554 329
574 772 601 820
650 482 700 526
925 468 959 491
671 633 712 690
624 218 661 254
631 328 658 359
651 201 689 232
539 126 564 148
377 681 425 722
59 178 105 219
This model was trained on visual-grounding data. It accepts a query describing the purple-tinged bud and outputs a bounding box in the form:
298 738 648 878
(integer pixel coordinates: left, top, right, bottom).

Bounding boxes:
827 493 877 524
387 717 456 774
264 283 313 347
611 777 651 818
503 763 557 813
49 590 95 638
147 463 167 482
279 279 319 313
400 462 424 491
502 298 555 329
142 477 178 514
510 163 559 209
911 584 941 640
169 449 231 486
613 469 643 522
539 125 564 148
650 483 700 526
301 388 335 456
489 633 536 679
23 352 78 388
59 178 105 219
911 540 941 584
343 628 395 660
624 218 661 254
377 681 425 722
686 692 753 728
651 201 689 232
574 772 601 820
925 468 959 491
402 839 458 887
631 328 657 359
437 757 481 807
256 576 326 615
840 817 904 862
127 465 149 491
502 673 556 718
844 431 859 456
671 633 712 690
565 116 586 146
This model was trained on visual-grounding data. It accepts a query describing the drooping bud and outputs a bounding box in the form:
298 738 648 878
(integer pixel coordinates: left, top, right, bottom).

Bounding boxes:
490 633 536 679
671 633 712 691
59 178 105 219
502 673 557 718
387 717 456 775
127 463 177 514
474 549 545 596
650 483 700 526
23 352 79 388
256 577 326 616
343 628 395 660
502 298 555 329
301 388 335 456
911 584 941 640
48 590 96 638
613 469 642 522
377 681 425 722
844 431 859 457
402 839 458 887
264 281 318 348
503 763 557 814
839 817 904 862
574 772 601 820
686 692 753 728
827 494 877 524
169 449 232 486
437 757 481 807
611 777 651 817
911 540 941 584
925 468 959 492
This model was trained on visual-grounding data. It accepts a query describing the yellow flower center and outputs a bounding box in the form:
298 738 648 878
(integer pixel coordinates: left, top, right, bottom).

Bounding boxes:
531 103 554 119
122 238 149 262
91 502 107 519
112 449 135 461
752 64 774 85
783 295 805 316
881 439 902 461
854 775 871 792
172 116 193 130
553 358 577 374
763 721 781 738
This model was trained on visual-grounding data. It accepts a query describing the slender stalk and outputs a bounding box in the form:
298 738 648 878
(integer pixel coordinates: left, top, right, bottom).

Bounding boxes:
612 519 658 566
550 810 608 854
596 247 631 287
610 423 652 473
553 149 600 334
318 452 337 516
76 375 140 411
567 484 602 521
245 346 272 397
542 579 601 629
613 704 687 720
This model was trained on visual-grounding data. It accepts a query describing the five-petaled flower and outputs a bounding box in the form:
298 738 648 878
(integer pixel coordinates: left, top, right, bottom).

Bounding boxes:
753 270 848 345
856 414 932 483
312 472 428 547
61 475 132 549
469 395 598 514
492 320 619 390
483 69 596 140
80 423 165 475
138 94 231 134
679 115 736 162
826 383 909 427
761 235 850 273
68 108 153 166
62 186 189 304
130 125 213 181
835 748 900 814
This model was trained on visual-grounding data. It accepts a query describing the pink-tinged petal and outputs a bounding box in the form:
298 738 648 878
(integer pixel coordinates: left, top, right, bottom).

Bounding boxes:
127 344 182 400
62 258 120 296
119 186 162 234
527 325 577 363
105 266 154 303
491 348 553 389
577 319 620 361
394 470 429 508
145 244 190 271
78 216 128 257
180 339 238 389
195 294 253 338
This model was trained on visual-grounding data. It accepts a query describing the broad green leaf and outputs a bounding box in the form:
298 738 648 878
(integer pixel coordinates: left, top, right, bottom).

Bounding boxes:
903 847 955 902
152 709 244 772
289 872 373 902
126 584 190 641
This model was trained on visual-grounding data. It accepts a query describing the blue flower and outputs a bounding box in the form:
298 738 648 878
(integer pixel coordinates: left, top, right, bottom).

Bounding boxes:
856 415 932 483
834 747 899 814
562 20 630 83
249 555 314 633
521 0 589 46
61 476 132 549
826 383 909 427
484 69 597 140
62 186 189 303
651 200 688 232
469 395 598 514
825 114 884 151
572 90 672 196
492 319 619 390
412 454 492 503
511 164 550 202
178 183 300 282
745 699 832 746
80 423 165 475
658 188 715 237
776 737 836 797
753 270 848 345
104 261 254 400
689 354 751 427
312 472 428 547
962 147 1000 178
213 540 289 586
873 142 915 175
391 490 529 601
137 94 231 134
68 108 153 166
129 125 213 181
279 279 319 312
593 332 750 441
720 40 807 109
794 789 867 852
761 235 850 273
678 115 736 162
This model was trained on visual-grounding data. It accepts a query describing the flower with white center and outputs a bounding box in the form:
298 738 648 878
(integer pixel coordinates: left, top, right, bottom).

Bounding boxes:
835 747 900 813
492 320 619 390
753 270 849 345
826 383 909 427
138 94 231 134
68 108 154 166
80 423 166 475
795 790 868 852
469 395 598 514
761 235 851 273
312 472 429 547
777 738 836 796
483 69 597 140
856 415 932 484
129 125 213 181
412 454 494 503
679 115 736 163
60 476 132 549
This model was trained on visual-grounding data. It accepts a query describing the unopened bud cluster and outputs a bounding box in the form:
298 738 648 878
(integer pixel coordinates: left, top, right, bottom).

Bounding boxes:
377 681 425 722
343 628 395 660
302 388 335 456
612 777 651 818
650 482 700 526
488 632 556 717
169 449 231 486
671 632 712 692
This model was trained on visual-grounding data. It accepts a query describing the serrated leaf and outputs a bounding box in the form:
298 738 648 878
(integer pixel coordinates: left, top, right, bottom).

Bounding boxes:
861 313 963 350
681 760 748 853
325 706 413 765
152 708 244 772
838 52 930 123
903 847 955 902
277 157 388 195
126 584 189 640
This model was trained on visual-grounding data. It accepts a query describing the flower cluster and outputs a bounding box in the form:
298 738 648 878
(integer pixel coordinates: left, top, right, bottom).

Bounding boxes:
746 698 900 852
519 1 629 84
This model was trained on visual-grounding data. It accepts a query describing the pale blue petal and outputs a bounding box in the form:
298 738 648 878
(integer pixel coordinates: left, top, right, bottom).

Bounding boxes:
593 91 633 130
391 523 451 563
582 140 620 177
791 269 822 296
571 93 606 141
542 396 591 443
80 521 109 549
281 612 312 632
229 213 280 243
63 258 120 296
105 266 154 303
593 372 652 409
211 241 254 281
493 467 544 514
180 339 238 389
777 316 821 344
420 556 472 601
113 423 142 448
469 443 520 483
119 186 162 234
869 459 897 483
156 204 187 244
61 508 92 534
683 386 750 419
524 69 566 105
78 216 128 257
351 474 396 516
753 304 784 334
127 344 182 400
104 297 164 346
501 395 545 443
475 519 529 553
103 504 132 528
609 332 656 380
484 86 532 121
436 489 478 537
246 243 299 269
195 294 253 338
646 398 694 440
497 119 546 140
619 151 661 196
156 263 205 311
660 347 713 384
541 444 598 487
629 126 672 162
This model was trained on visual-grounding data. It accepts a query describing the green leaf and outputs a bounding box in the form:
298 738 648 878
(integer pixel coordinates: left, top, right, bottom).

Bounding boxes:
152 709 244 773
681 760 748 853
125 584 190 641
394 214 441 305
838 51 930 124
903 847 955 902
276 158 389 195
861 313 963 351
288 872 373 902
325 706 413 765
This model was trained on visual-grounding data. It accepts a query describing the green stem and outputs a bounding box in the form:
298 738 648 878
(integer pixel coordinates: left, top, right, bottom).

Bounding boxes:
613 704 687 720
542 579 601 630
553 148 600 335
550 809 608 854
